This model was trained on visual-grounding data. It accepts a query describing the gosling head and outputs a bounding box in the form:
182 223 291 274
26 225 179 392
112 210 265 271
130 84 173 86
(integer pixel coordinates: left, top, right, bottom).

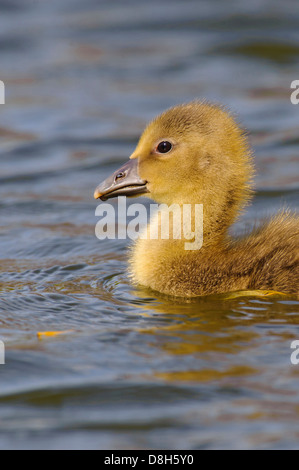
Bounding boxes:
94 101 254 228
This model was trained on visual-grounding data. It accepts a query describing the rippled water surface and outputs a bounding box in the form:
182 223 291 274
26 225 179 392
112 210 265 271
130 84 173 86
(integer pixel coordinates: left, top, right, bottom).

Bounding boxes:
0 0 298 449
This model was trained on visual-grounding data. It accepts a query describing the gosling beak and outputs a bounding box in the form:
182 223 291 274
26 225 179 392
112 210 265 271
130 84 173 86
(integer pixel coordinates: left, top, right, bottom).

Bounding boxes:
94 159 149 201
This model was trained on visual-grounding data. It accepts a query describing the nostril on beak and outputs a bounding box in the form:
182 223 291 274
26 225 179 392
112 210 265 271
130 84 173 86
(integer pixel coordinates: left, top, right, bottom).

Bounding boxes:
115 171 126 181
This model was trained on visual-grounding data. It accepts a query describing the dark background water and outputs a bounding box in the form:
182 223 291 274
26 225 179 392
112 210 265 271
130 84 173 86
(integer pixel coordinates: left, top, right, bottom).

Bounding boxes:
0 0 298 450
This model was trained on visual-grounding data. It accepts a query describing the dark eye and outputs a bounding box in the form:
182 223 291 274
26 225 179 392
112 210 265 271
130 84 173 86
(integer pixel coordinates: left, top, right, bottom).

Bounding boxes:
157 141 172 154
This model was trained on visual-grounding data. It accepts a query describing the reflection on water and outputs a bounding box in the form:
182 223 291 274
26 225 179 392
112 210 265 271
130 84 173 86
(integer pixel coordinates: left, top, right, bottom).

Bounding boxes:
0 0 298 450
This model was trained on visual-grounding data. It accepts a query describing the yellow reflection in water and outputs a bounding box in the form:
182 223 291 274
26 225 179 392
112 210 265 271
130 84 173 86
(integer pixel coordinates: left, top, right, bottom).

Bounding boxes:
156 365 257 382
131 287 299 384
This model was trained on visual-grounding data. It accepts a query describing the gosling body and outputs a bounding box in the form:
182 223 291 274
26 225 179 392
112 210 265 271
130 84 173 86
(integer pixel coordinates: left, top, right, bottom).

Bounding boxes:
95 102 299 297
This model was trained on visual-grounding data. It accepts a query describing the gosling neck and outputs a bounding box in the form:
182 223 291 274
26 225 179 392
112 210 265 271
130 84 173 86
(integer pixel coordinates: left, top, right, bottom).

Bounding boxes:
143 200 235 254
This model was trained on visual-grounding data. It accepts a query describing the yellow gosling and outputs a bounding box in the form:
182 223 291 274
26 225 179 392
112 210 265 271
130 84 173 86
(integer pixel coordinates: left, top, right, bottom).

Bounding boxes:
94 101 299 297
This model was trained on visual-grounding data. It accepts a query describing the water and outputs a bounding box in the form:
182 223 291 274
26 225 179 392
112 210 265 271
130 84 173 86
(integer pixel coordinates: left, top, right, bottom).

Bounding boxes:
0 0 298 450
